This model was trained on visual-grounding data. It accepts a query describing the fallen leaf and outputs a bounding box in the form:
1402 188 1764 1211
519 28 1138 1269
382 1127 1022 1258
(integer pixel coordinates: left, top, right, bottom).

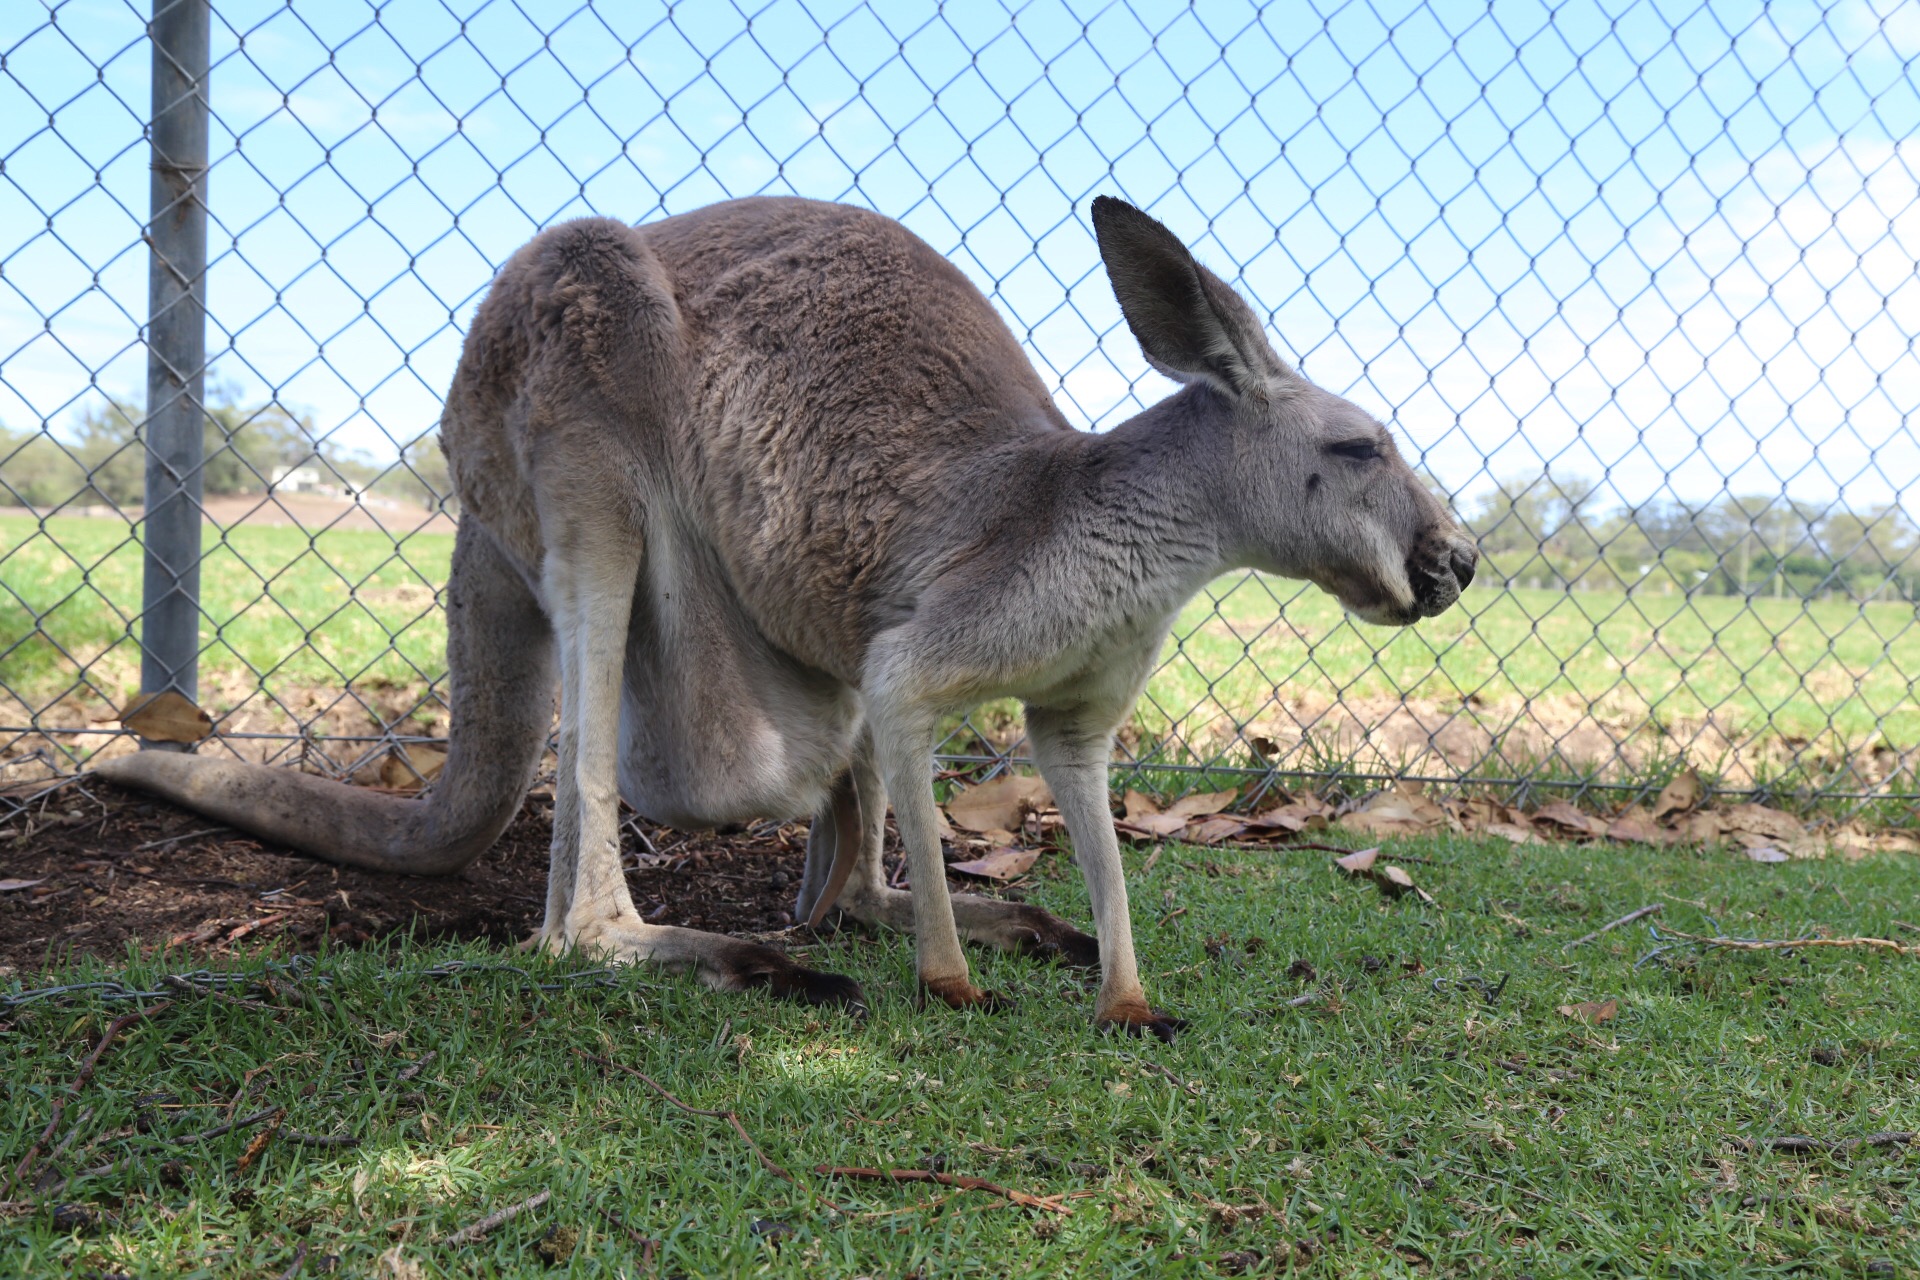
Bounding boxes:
1605 809 1665 845
1558 999 1618 1025
1120 811 1197 839
1337 786 1449 836
948 847 1040 881
1673 811 1728 844
120 690 212 744
379 746 447 790
1122 790 1161 820
374 1245 424 1280
1187 816 1249 845
1745 845 1791 864
1163 789 1240 821
1373 865 1417 897
0 877 47 892
1534 801 1605 838
1333 847 1380 876
1719 803 1804 843
1242 810 1310 837
947 775 1053 834
1651 769 1703 823
1483 821 1537 845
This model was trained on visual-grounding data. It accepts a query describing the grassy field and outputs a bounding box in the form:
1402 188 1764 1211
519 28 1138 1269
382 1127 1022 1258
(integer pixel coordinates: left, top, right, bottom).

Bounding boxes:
0 515 454 700
6 834 1919 1276
4 513 1917 752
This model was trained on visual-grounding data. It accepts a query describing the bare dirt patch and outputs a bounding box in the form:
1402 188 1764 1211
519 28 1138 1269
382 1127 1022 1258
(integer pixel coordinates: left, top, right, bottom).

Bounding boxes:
0 783 809 975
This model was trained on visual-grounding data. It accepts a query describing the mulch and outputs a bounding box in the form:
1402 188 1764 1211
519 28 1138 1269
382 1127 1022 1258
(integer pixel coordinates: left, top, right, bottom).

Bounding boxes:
0 782 814 974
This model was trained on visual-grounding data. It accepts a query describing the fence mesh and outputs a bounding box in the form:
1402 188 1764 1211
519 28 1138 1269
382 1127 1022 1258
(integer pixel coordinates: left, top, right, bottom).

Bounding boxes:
2 0 1916 814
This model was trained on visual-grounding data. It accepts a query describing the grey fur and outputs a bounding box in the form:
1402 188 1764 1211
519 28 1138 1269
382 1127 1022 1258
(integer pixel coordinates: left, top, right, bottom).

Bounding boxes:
96 195 1475 1034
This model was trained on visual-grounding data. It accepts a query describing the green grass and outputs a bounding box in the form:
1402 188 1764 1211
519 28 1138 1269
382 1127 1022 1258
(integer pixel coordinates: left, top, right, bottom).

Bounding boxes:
5 513 1918 757
7 836 1919 1276
1160 574 1920 747
0 514 453 702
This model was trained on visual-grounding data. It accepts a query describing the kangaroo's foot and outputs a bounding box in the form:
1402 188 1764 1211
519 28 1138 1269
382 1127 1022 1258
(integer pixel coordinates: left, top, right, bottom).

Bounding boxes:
839 884 1099 969
565 915 867 1014
917 973 1017 1014
1094 993 1187 1043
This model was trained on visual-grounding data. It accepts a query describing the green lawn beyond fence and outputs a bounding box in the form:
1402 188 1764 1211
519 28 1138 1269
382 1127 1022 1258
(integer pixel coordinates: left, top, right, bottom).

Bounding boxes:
4 514 1917 759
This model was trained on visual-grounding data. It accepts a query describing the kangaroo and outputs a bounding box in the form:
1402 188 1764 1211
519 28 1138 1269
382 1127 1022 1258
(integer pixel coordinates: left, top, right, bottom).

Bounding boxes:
96 196 1476 1039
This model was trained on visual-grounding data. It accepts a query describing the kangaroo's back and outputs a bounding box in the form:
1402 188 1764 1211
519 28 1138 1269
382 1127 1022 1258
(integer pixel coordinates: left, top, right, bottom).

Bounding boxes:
639 198 1075 665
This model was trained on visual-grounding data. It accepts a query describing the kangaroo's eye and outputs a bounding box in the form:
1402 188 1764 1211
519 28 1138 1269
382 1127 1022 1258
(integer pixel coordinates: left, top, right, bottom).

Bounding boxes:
1329 438 1381 461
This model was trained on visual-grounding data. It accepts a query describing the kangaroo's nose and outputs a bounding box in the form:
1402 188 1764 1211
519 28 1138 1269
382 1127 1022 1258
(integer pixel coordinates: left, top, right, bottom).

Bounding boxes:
1450 543 1478 590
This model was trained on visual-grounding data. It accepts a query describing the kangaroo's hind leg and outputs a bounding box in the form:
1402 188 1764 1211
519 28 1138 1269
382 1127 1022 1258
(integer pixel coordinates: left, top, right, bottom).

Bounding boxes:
804 737 1098 968
536 499 863 1011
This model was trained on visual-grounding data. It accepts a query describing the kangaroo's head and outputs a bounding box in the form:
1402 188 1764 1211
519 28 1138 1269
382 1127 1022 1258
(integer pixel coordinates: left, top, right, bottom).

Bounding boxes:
1092 196 1476 626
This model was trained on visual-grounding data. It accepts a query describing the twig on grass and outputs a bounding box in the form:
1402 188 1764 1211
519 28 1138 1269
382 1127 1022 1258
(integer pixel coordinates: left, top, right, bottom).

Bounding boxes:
236 1108 285 1173
1127 1055 1202 1097
4 1000 169 1199
275 1243 308 1280
41 1107 92 1171
594 1203 660 1271
1563 903 1662 951
1729 1132 1918 1155
574 1050 831 1207
814 1165 1080 1215
394 1050 436 1084
163 1106 280 1144
280 1128 361 1147
441 1189 551 1245
1652 927 1920 958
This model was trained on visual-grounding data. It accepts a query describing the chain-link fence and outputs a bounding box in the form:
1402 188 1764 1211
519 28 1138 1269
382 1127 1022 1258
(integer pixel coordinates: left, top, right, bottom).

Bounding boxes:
3 0 1916 816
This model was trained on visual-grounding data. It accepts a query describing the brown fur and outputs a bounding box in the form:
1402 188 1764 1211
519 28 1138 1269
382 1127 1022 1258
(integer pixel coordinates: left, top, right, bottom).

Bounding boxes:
98 196 1476 1035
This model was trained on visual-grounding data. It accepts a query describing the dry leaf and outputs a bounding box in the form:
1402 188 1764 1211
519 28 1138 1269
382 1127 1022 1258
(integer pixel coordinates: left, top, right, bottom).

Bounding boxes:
947 775 1053 834
379 746 447 791
1122 790 1161 820
1334 847 1380 876
1187 816 1249 845
949 847 1040 881
1483 821 1537 845
1745 845 1791 864
1673 811 1728 844
1534 801 1605 838
120 690 212 744
375 1245 424 1280
1605 809 1665 845
1121 811 1197 839
1163 789 1239 821
1243 810 1309 836
1651 769 1703 822
1719 803 1803 843
1558 999 1618 1024
1338 786 1449 836
1374 864 1417 897
0 877 47 892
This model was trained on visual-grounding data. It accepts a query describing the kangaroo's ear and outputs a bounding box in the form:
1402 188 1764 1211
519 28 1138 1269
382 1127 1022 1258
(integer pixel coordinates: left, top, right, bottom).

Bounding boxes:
1091 196 1287 399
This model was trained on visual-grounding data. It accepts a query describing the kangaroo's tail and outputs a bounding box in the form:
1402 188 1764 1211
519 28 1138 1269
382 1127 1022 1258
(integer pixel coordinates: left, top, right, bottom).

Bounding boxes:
93 522 554 875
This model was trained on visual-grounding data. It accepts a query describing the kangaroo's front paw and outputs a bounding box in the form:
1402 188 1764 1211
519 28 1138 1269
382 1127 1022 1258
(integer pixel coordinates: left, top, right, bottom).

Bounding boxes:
1096 996 1187 1043
918 974 1016 1014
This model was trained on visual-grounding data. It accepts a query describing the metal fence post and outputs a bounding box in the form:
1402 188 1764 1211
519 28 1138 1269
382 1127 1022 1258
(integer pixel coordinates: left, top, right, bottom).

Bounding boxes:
139 0 210 722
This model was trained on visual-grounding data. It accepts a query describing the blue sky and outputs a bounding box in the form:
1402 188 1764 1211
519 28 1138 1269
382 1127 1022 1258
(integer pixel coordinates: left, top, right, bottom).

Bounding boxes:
2 0 1916 513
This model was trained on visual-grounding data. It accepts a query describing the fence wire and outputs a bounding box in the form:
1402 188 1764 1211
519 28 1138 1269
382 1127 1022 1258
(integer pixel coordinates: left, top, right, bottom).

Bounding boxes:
1 0 1916 817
